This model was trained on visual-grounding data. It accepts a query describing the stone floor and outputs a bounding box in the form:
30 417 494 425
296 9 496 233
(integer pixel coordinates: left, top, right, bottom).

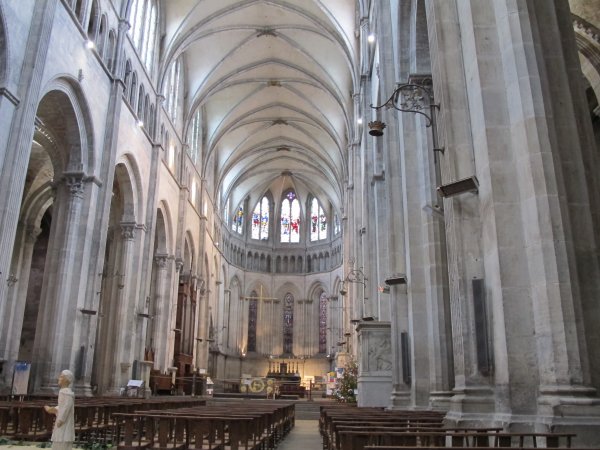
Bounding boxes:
278 420 322 450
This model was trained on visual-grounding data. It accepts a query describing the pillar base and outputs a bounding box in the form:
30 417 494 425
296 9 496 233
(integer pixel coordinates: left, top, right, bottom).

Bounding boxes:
429 390 454 411
388 384 411 409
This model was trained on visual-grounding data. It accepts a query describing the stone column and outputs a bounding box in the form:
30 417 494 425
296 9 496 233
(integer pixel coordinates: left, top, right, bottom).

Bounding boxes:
490 1 600 439
152 254 170 370
0 224 42 387
35 172 87 389
1 224 41 359
0 0 59 327
112 222 137 390
426 0 491 417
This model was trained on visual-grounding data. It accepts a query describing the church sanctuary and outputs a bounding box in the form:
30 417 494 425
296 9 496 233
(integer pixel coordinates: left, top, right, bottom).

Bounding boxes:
1 0 600 448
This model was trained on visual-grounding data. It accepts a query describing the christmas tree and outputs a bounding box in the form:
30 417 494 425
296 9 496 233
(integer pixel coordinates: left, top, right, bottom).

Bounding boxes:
333 359 357 403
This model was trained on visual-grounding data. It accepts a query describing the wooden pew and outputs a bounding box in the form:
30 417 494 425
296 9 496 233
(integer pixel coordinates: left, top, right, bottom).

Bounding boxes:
113 400 295 450
338 430 578 450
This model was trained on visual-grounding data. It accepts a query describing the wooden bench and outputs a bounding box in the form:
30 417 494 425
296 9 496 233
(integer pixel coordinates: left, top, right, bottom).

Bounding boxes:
337 430 578 450
113 400 295 450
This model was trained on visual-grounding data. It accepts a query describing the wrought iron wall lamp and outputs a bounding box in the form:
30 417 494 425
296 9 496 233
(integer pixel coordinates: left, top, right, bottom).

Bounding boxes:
369 76 479 198
369 77 443 154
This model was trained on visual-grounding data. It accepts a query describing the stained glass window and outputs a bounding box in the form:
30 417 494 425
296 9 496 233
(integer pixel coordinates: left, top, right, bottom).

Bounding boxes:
164 59 181 121
334 214 341 235
310 198 328 241
128 0 157 71
232 204 244 234
188 109 201 164
319 292 327 353
251 197 269 240
247 292 258 352
283 293 294 354
281 191 300 243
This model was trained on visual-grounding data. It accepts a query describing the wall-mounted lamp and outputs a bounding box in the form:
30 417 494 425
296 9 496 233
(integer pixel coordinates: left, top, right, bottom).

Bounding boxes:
385 274 408 286
368 120 386 136
369 76 443 152
437 176 479 198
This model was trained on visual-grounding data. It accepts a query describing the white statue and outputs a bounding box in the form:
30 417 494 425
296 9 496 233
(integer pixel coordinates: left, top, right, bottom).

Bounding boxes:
44 370 75 450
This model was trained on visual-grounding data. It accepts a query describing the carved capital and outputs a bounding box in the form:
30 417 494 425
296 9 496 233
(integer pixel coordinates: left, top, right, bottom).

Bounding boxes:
65 173 85 198
120 222 136 241
175 258 184 272
154 254 169 269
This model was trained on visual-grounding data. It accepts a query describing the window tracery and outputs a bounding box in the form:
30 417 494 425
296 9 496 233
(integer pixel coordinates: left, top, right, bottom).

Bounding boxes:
251 197 269 240
283 293 294 354
248 291 258 352
232 204 244 234
281 191 300 243
319 292 327 353
310 198 327 241
128 0 157 71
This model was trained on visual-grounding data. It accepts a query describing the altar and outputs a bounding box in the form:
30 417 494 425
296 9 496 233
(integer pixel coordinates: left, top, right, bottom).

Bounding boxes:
266 360 306 398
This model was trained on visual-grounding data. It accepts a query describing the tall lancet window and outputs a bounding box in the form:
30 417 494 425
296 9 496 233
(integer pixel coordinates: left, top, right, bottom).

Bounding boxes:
333 213 341 236
252 196 269 240
281 191 300 243
283 293 294 354
128 0 158 71
232 204 244 234
319 292 327 353
247 291 258 352
310 198 327 241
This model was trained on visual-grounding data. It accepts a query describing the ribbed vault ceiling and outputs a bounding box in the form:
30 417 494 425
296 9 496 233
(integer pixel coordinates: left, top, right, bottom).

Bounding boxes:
158 0 599 217
161 0 358 214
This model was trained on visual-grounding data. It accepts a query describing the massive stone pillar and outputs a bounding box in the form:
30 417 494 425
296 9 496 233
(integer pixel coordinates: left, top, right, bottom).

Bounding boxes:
426 0 491 417
151 254 171 371
0 224 42 386
425 0 600 443
0 0 58 324
110 222 139 391
32 172 88 390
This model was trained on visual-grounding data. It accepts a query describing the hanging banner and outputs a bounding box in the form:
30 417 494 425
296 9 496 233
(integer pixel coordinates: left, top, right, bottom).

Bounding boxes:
12 361 31 396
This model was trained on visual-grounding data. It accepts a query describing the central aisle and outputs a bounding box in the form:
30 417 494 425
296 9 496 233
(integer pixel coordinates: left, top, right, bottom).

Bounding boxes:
278 420 322 450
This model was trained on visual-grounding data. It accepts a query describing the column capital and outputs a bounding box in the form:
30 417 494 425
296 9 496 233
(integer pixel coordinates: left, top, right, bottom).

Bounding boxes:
154 253 169 269
64 172 86 198
120 222 136 240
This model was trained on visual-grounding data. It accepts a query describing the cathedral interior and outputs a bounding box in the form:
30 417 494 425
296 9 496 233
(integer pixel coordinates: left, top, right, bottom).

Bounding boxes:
1 0 600 445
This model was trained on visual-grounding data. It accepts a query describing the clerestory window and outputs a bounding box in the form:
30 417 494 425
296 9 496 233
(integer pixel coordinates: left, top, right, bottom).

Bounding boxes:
251 197 270 240
280 191 300 243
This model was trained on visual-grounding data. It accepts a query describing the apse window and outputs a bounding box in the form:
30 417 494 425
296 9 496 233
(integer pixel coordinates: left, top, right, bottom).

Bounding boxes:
251 196 269 240
310 197 327 241
281 191 300 243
